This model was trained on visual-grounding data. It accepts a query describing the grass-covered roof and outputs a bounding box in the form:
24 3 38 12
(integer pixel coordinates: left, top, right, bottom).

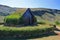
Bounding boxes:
6 8 27 19
4 8 27 25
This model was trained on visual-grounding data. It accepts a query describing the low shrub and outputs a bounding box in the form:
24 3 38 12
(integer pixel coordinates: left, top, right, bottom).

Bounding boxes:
37 21 46 24
55 21 60 25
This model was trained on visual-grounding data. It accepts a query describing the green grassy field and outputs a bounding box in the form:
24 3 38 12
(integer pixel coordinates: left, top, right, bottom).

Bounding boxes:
0 16 59 40
0 20 59 40
0 24 55 39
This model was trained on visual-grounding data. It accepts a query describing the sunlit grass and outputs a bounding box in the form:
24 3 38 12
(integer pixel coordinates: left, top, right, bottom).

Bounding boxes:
0 24 52 31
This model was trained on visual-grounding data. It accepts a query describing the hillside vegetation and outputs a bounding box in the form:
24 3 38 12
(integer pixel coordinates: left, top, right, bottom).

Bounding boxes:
0 5 60 23
31 8 60 22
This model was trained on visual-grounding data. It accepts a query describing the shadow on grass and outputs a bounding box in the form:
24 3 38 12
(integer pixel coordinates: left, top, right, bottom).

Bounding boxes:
0 32 57 40
3 24 38 28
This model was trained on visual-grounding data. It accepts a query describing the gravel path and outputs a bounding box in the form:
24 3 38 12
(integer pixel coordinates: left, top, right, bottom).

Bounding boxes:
28 35 60 40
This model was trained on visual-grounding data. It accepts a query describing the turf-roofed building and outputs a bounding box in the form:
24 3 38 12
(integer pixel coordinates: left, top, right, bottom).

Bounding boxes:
4 8 37 26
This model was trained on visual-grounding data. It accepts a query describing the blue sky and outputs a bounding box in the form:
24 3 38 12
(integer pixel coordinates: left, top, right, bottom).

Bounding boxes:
0 0 60 9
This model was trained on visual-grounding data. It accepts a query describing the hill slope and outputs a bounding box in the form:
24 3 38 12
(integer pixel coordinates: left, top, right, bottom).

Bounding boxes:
0 5 60 23
30 8 60 22
0 5 16 16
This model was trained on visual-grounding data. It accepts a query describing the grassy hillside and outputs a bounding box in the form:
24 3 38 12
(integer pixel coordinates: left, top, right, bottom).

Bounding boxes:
0 8 60 24
0 7 59 39
31 8 60 23
0 5 16 16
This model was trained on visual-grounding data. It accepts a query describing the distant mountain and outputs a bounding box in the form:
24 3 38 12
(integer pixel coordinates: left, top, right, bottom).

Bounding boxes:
30 8 60 22
0 5 16 16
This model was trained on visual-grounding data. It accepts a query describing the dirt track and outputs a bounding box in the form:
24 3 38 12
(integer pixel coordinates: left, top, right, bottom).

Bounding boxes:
29 35 60 40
